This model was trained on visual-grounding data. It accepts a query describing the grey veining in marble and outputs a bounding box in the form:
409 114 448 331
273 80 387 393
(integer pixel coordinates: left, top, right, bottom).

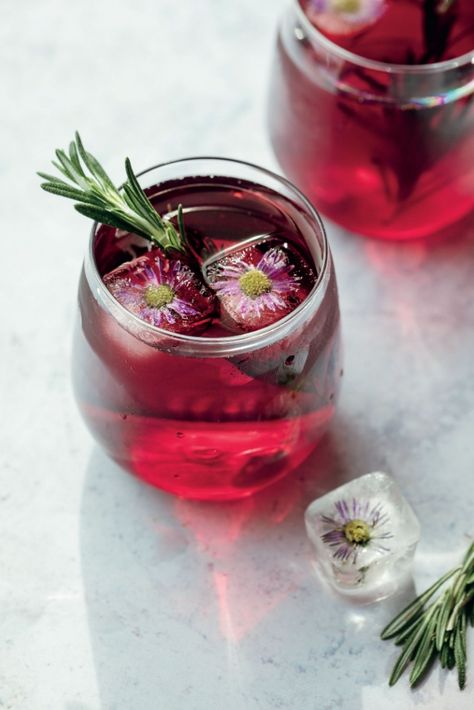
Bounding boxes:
1 1 473 708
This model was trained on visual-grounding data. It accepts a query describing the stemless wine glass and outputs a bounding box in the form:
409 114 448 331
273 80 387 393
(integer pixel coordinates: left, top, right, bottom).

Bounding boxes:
268 0 474 240
73 158 342 501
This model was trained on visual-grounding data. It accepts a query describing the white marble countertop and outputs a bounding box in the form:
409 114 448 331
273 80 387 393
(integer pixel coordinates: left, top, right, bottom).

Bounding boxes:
1 1 473 708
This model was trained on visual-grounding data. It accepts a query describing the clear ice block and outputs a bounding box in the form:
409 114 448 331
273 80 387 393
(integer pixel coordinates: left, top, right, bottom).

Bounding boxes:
305 472 420 602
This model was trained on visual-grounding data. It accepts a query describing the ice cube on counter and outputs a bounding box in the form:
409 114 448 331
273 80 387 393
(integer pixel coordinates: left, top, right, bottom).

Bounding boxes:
305 472 420 602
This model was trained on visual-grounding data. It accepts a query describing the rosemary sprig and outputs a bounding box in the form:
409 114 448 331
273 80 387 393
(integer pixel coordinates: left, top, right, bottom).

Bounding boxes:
381 541 474 690
38 132 185 252
421 0 458 63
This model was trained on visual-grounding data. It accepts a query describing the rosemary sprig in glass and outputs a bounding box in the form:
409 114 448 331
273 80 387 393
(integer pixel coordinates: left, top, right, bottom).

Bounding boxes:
381 541 474 690
38 132 185 252
422 0 458 63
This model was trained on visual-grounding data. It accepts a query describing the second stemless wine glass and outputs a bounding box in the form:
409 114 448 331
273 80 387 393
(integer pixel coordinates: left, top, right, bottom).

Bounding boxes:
268 0 474 240
73 158 342 501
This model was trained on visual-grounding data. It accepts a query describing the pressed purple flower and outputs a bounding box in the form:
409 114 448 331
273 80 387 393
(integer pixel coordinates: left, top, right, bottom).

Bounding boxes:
319 497 393 564
103 250 216 334
307 0 386 34
211 247 300 319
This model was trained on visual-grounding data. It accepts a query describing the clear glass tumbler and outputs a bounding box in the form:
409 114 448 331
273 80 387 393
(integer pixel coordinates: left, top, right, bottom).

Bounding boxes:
72 158 342 500
268 0 474 240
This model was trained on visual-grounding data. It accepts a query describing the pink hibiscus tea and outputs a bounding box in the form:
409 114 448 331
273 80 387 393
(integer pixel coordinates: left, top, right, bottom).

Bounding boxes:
268 0 474 239
71 158 342 500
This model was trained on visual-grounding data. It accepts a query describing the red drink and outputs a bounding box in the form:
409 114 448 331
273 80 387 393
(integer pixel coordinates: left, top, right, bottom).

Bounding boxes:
268 0 474 239
73 159 342 500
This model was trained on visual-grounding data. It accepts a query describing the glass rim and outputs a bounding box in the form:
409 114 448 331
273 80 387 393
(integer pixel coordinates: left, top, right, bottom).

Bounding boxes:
85 155 331 356
294 0 474 75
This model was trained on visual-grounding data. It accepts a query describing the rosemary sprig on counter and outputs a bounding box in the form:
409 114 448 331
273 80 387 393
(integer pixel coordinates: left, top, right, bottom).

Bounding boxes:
381 541 474 690
38 132 185 252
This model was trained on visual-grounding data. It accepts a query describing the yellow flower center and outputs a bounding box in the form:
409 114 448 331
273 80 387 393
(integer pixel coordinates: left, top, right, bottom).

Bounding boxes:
343 519 371 545
331 0 361 13
239 269 272 298
144 284 175 309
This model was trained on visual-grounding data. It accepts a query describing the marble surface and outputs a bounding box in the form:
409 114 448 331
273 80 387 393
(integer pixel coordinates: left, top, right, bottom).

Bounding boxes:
1 1 473 708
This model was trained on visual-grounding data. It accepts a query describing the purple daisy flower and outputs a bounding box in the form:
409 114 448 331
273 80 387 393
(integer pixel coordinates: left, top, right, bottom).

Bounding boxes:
210 246 300 318
307 0 386 34
319 497 393 565
103 250 216 334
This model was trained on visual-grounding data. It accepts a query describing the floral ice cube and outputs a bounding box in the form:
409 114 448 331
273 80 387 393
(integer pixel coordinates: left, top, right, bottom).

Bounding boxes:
305 472 420 601
306 0 386 37
103 249 216 335
203 238 315 333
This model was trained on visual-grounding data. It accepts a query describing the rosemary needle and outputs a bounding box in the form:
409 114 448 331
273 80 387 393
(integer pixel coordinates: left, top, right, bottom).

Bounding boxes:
382 541 474 690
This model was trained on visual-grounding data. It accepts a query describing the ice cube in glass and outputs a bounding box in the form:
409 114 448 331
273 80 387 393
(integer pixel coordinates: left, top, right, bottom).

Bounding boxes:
202 234 316 334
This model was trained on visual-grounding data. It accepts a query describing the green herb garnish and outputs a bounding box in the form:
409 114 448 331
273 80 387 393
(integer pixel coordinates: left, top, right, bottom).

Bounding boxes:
381 540 474 690
38 132 185 252
422 0 458 63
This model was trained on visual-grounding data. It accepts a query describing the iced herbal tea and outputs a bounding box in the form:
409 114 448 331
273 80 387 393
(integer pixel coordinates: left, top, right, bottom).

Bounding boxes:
268 0 474 239
73 161 342 500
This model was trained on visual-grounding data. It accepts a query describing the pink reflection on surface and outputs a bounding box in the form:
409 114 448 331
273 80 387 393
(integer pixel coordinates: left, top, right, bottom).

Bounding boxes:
213 568 297 643
364 241 429 275
356 231 474 398
174 497 256 559
173 475 303 557
172 476 306 642
364 240 433 344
